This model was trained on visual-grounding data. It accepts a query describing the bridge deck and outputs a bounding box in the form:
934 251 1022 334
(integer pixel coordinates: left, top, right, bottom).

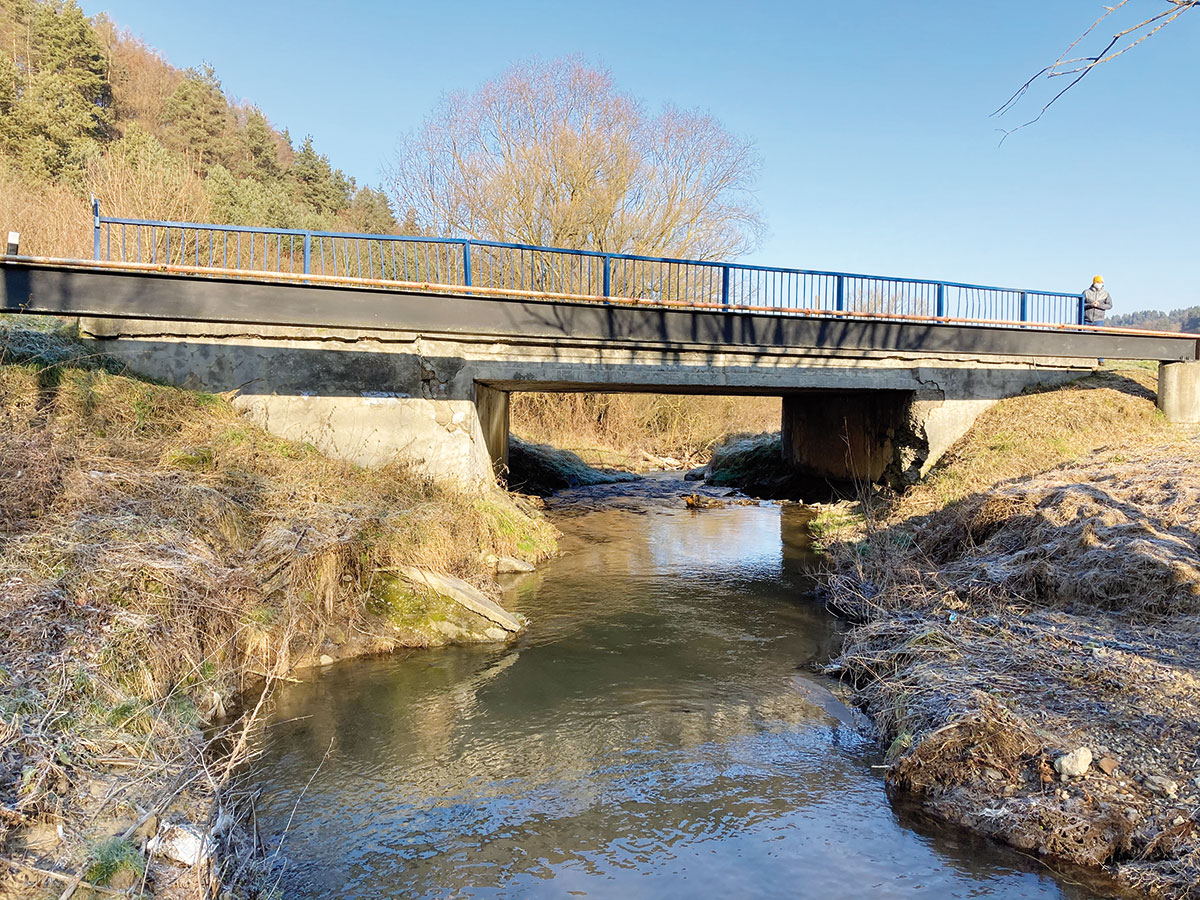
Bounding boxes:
2 258 1197 363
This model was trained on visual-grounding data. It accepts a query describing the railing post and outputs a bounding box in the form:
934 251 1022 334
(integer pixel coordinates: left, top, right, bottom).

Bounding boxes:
92 197 101 261
721 266 730 306
1079 294 1087 326
462 241 472 287
835 275 845 312
1019 290 1029 323
602 255 611 298
302 232 311 275
936 283 947 318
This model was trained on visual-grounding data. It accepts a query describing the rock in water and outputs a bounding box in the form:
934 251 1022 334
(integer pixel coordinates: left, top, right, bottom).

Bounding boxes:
1054 747 1093 779
496 556 535 574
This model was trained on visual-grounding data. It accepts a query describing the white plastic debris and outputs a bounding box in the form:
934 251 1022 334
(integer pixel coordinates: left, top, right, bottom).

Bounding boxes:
147 822 211 867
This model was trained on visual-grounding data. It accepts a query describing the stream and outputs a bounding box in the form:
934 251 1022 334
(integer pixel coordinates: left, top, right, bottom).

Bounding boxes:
250 475 1122 899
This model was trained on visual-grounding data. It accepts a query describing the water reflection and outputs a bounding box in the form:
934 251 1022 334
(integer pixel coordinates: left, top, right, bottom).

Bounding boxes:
252 485 1117 899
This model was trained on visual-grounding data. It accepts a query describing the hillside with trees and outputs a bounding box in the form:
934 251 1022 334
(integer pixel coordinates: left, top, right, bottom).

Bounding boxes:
0 0 397 258
1109 306 1200 333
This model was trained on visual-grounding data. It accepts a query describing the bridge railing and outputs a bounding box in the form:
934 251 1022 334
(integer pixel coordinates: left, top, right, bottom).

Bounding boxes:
91 202 1086 326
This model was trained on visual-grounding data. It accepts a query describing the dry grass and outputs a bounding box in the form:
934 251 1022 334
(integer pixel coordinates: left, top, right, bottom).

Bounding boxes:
821 367 1200 898
0 159 93 259
907 363 1171 513
511 392 780 470
0 322 555 896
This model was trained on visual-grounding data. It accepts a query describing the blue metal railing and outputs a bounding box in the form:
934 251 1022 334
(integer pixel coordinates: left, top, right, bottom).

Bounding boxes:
90 201 1087 326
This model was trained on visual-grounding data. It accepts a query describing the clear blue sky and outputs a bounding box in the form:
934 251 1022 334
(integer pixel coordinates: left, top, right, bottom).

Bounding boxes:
81 0 1197 312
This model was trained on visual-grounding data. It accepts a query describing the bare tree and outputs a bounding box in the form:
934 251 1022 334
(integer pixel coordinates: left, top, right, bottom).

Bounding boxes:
387 56 763 261
996 1 1198 135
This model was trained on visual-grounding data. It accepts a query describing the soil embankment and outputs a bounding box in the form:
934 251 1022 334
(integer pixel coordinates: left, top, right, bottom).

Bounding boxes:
505 435 638 496
0 322 555 896
703 432 857 501
819 365 1200 898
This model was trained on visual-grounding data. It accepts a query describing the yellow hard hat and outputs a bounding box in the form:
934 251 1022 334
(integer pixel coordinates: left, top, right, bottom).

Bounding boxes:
1093 275 1104 284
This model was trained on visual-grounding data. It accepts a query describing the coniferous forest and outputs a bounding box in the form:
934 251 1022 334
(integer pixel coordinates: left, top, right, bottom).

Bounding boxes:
0 0 399 259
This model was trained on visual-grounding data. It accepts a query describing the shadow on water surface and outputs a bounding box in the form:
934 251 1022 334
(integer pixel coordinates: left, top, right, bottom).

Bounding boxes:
249 476 1126 900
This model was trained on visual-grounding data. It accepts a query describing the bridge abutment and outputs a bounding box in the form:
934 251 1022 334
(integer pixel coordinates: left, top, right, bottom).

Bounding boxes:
74 314 1092 492
780 390 1005 487
1158 361 1200 424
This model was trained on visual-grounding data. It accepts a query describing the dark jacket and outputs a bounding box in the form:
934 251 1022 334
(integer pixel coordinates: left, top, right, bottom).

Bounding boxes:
1083 284 1112 323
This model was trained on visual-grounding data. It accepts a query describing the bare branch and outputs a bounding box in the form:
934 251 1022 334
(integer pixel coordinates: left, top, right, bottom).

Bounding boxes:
995 1 1197 137
386 56 764 260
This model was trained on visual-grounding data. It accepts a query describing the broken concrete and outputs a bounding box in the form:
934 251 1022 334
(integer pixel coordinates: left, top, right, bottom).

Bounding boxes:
397 566 524 633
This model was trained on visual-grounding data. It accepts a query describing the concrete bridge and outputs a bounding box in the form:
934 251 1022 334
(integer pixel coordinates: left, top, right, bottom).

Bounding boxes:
4 255 1198 489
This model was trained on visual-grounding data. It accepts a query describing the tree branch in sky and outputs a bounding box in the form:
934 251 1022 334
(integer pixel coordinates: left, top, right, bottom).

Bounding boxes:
994 1 1197 140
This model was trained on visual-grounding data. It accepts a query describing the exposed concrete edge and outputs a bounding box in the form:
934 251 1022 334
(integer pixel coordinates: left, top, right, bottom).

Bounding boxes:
397 566 525 632
77 315 1106 371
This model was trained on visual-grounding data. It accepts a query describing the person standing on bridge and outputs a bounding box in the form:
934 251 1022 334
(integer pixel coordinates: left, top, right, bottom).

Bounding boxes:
1083 275 1113 324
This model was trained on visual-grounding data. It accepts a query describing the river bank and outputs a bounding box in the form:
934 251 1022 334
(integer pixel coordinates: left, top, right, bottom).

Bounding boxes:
819 365 1200 898
5 329 1195 897
0 322 555 897
245 473 1128 900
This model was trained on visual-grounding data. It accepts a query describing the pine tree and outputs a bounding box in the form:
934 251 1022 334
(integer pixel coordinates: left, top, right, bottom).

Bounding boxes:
160 64 228 172
0 0 112 179
346 187 396 234
239 108 280 181
292 136 352 216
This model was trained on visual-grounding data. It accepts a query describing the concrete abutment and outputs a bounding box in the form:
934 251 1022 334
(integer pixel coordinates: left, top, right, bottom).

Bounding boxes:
782 391 912 483
75 316 1090 490
1158 361 1200 424
780 390 1008 487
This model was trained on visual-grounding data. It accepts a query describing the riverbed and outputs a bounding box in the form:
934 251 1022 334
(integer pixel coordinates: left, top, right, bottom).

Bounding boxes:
250 477 1123 898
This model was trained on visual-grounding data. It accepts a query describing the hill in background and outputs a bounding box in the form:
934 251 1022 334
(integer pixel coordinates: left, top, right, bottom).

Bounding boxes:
0 0 400 258
1108 306 1200 334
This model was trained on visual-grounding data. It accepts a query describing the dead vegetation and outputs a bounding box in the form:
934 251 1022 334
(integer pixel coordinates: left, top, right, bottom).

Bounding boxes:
0 321 555 897
822 365 1200 898
511 392 780 472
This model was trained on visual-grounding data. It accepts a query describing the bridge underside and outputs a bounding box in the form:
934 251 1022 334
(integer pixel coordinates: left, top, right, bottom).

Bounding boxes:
5 262 1199 489
76 317 1089 489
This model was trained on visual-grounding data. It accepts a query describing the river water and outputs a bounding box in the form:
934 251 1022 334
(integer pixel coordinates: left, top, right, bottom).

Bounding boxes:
251 477 1118 899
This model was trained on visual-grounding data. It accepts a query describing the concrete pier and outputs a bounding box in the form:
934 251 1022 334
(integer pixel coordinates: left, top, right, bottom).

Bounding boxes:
1158 360 1200 424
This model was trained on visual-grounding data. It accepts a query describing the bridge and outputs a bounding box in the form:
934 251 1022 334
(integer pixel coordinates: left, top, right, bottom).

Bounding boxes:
2 206 1198 488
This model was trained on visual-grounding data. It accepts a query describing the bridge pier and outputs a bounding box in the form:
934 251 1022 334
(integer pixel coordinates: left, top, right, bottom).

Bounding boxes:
1158 361 1200 424
781 391 911 483
475 384 510 475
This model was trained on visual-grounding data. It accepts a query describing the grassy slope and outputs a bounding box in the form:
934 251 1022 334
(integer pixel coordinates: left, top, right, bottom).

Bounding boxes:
820 364 1200 897
0 322 555 895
